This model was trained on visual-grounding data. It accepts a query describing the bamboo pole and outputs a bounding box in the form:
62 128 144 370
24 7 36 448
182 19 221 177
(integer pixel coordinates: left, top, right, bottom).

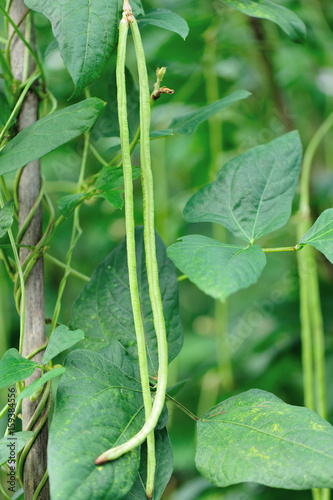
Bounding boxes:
9 2 49 499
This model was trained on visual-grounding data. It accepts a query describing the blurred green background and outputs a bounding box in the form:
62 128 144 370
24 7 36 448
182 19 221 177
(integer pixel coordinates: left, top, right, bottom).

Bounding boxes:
1 0 333 498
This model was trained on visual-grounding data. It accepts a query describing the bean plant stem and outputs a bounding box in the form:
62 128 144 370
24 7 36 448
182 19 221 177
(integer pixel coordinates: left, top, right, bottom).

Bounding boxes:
44 253 90 282
0 4 45 83
297 112 333 500
0 70 40 144
115 16 155 496
95 6 169 477
48 130 90 336
0 191 26 353
203 20 233 392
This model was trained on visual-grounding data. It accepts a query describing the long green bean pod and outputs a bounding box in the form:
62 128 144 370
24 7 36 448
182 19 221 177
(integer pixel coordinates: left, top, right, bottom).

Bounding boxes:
95 8 156 496
95 4 168 468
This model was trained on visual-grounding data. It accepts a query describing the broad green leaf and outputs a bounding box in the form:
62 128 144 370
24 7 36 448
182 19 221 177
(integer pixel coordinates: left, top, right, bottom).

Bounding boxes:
57 194 86 218
0 199 14 238
42 325 85 364
167 235 266 301
48 350 145 500
170 90 250 135
70 227 183 376
124 428 174 500
184 131 302 243
0 98 105 176
0 349 38 390
138 9 189 40
196 389 333 489
300 208 333 263
16 367 65 403
0 432 35 467
24 1 140 94
95 190 124 210
219 0 306 42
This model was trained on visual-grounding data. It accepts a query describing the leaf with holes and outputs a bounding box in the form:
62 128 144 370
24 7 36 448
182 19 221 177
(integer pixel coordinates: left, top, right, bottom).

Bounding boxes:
48 349 145 500
196 389 333 489
70 226 183 376
219 0 306 42
167 235 266 301
300 208 333 263
0 98 105 176
184 131 302 243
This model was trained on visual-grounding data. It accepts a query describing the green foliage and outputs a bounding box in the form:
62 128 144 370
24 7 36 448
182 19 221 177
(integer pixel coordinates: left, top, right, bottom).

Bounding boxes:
16 367 65 403
48 350 144 500
0 349 37 390
0 432 35 466
167 235 266 301
1 0 333 499
196 389 333 489
219 0 306 41
41 325 85 364
300 209 333 263
25 1 119 94
57 194 86 218
69 227 183 375
183 131 302 243
170 90 250 135
137 9 189 40
0 98 105 176
124 428 174 500
0 199 14 238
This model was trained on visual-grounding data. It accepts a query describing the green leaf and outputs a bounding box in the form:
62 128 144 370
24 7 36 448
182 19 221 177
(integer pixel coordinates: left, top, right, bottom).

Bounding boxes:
0 349 38 390
150 129 174 140
96 166 141 190
57 194 86 218
42 325 85 364
0 432 35 467
0 98 105 176
170 90 250 135
184 131 302 243
138 9 189 40
0 91 11 130
219 0 306 42
0 199 14 239
167 235 266 301
300 209 333 263
48 350 145 500
96 190 124 210
167 379 190 397
24 1 124 94
93 67 140 140
70 226 183 376
16 367 65 403
196 389 333 489
124 428 174 500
